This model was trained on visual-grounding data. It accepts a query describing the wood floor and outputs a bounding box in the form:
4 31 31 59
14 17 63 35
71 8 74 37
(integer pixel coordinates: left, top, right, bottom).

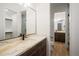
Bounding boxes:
51 42 69 56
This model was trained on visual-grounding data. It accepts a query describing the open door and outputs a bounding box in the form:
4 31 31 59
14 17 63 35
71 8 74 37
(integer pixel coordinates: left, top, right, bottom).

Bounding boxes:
65 4 70 49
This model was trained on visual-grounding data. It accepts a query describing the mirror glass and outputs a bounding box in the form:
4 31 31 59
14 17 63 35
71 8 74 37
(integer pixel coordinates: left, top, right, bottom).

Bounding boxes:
0 3 26 40
5 9 22 39
54 12 65 32
0 3 37 40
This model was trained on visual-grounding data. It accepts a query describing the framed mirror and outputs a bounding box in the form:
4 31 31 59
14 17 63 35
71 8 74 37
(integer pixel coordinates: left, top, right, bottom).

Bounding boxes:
0 3 25 40
0 3 37 40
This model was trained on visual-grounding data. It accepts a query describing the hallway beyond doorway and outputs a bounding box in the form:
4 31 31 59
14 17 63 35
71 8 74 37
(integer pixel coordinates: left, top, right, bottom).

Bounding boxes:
51 42 69 56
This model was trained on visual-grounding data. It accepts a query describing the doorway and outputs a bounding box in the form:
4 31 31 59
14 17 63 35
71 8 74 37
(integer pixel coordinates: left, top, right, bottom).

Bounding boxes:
51 3 70 56
54 12 65 43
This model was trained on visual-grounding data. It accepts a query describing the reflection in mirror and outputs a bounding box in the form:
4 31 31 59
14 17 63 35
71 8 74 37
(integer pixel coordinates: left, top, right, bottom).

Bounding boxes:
0 3 36 41
54 12 65 32
0 3 25 40
5 9 21 40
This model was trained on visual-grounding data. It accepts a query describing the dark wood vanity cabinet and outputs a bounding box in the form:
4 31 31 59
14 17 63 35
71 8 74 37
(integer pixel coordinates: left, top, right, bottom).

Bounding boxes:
55 32 65 42
20 38 46 56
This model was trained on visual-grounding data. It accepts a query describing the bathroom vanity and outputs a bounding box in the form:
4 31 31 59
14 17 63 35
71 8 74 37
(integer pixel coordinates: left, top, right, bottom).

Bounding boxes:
55 31 65 42
0 4 46 56
0 35 47 56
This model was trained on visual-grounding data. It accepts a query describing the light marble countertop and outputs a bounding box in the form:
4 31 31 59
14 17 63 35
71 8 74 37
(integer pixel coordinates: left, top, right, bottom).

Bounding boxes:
55 31 65 33
0 35 46 56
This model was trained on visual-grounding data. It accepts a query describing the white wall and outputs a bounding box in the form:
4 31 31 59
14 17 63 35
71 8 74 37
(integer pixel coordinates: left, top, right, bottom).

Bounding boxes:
26 7 36 35
70 3 79 56
36 3 51 55
36 4 50 35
